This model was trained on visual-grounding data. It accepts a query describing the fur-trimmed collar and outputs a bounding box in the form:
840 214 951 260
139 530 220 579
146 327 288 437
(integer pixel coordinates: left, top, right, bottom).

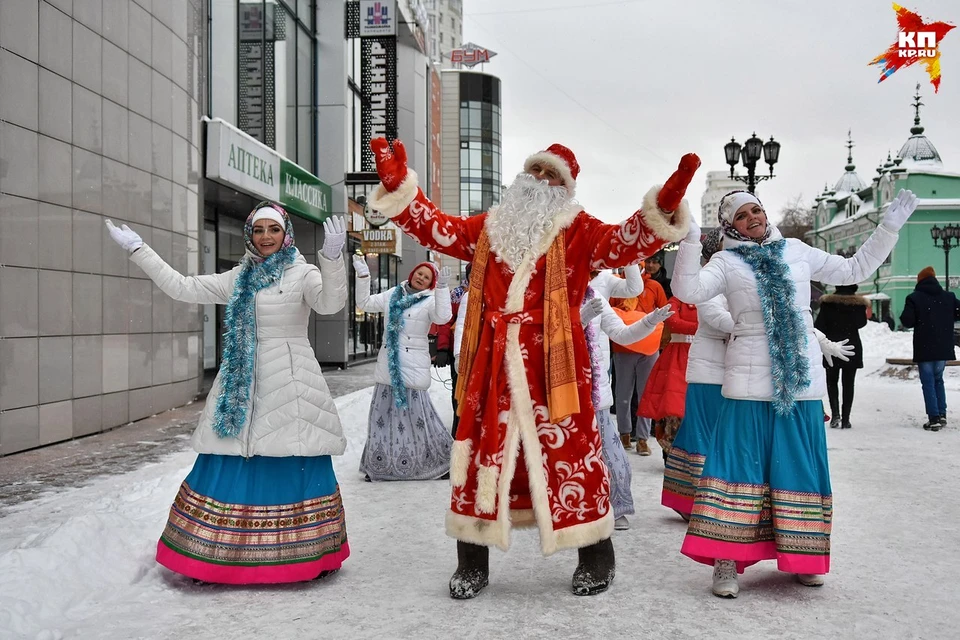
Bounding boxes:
820 293 869 307
485 201 583 269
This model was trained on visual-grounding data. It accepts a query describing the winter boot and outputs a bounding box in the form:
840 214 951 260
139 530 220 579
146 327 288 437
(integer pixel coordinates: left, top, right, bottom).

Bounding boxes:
840 420 852 429
619 433 632 448
923 418 942 432
829 417 841 429
636 439 652 456
614 516 630 531
796 573 825 587
712 559 739 598
449 541 489 600
313 569 339 581
572 537 616 596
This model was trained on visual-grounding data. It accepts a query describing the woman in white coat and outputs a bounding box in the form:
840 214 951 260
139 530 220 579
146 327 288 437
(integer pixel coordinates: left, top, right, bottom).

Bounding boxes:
355 257 454 481
672 188 917 598
580 266 672 531
104 203 350 584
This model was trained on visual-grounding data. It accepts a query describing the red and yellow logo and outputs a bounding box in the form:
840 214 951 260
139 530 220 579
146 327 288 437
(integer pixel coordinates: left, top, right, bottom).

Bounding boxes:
869 3 955 92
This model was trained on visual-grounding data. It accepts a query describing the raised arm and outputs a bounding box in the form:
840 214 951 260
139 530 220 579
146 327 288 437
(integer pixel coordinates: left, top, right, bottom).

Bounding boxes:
810 190 918 285
132 244 238 305
587 154 700 269
606 265 644 298
431 268 453 324
301 254 347 315
366 138 484 261
671 222 727 304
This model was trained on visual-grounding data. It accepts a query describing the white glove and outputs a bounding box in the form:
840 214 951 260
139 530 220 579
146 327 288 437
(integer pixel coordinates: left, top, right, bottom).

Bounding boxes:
104 219 143 253
820 337 855 367
881 189 919 233
320 216 347 260
684 217 701 244
436 266 451 288
641 305 674 329
581 297 604 325
352 254 370 278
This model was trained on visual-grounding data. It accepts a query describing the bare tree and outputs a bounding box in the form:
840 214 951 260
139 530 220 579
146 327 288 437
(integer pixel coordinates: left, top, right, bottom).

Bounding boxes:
777 194 814 240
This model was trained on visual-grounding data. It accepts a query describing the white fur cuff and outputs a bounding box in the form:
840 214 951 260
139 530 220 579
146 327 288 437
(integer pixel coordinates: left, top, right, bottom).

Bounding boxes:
640 184 692 243
475 465 500 514
450 439 472 487
367 170 420 218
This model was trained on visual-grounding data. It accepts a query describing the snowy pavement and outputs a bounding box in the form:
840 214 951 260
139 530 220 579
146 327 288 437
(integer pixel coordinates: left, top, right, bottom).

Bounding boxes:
1 325 959 639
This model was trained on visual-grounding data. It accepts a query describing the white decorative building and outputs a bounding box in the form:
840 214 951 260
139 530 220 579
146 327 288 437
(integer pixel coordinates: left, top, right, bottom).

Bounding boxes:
700 170 745 226
426 0 463 68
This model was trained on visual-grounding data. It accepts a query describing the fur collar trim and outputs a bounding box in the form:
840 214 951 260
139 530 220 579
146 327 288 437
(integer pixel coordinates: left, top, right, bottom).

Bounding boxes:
820 293 869 307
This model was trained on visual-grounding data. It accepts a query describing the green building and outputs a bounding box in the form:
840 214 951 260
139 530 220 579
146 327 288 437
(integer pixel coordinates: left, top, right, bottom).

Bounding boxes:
807 88 960 323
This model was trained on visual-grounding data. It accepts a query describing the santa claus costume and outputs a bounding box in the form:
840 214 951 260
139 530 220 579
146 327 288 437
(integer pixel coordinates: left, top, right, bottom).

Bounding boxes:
638 296 698 456
355 261 454 481
367 137 698 598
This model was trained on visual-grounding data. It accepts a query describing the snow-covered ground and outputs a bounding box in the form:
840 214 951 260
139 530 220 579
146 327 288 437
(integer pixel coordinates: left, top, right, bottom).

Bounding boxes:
1 329 959 640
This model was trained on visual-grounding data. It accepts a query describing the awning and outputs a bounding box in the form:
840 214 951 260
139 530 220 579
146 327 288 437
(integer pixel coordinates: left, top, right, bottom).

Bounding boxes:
863 293 891 301
204 117 332 224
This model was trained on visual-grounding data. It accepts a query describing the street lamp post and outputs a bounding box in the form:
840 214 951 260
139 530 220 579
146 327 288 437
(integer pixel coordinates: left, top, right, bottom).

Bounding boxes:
930 224 960 291
724 133 781 194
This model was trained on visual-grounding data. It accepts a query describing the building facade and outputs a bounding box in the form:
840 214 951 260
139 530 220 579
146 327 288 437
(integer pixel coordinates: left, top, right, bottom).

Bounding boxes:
700 170 745 227
426 0 462 68
0 0 207 454
807 91 960 322
436 69 501 282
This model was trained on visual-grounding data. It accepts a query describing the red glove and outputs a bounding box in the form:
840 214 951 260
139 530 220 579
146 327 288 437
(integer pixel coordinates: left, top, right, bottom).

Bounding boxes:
657 153 701 213
371 138 409 192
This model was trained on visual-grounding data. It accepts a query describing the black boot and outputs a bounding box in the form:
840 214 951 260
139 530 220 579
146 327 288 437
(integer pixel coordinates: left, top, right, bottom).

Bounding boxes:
449 541 489 599
572 537 616 596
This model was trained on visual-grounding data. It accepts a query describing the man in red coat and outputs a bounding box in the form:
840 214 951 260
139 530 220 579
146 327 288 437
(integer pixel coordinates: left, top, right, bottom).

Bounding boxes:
367 137 699 598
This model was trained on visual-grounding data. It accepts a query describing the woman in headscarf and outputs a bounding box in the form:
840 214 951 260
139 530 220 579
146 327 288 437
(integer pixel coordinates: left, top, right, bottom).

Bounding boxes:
672 188 917 598
354 257 454 481
104 204 350 584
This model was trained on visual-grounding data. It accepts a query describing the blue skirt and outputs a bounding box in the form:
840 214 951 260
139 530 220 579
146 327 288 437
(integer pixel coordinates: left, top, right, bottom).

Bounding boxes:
157 454 349 584
681 399 833 575
662 383 724 515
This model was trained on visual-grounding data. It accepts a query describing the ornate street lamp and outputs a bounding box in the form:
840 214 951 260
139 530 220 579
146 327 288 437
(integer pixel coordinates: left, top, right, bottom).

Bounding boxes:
930 223 960 290
725 133 780 194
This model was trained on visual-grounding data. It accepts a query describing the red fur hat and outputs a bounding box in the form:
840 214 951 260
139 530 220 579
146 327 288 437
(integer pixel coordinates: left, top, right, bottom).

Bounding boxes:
523 143 580 194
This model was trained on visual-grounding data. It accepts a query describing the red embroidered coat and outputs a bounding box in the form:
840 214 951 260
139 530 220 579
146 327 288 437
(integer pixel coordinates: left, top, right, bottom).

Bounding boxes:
369 171 690 554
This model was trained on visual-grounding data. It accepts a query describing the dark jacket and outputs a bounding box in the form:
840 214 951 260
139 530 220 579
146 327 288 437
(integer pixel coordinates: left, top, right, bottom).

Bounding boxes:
649 269 672 298
900 276 960 362
815 293 870 369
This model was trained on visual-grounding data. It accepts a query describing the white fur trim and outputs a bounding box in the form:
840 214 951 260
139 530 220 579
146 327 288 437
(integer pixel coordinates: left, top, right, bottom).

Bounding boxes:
475 465 500 514
640 185 692 243
367 170 419 218
555 513 615 550
450 439 472 487
524 152 576 195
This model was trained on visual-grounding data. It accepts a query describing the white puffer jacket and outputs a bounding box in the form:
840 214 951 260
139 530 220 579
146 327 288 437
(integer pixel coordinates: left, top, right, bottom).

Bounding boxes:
686 295 734 385
584 294 660 410
356 277 452 390
673 224 898 402
589 265 643 300
130 244 348 457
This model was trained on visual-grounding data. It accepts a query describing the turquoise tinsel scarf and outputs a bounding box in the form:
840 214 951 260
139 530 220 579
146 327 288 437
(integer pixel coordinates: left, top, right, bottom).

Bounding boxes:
213 246 297 438
386 285 431 408
727 240 810 415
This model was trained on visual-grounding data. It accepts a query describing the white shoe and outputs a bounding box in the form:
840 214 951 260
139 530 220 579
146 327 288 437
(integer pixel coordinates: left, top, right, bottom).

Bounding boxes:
614 516 630 531
712 559 739 598
796 573 825 587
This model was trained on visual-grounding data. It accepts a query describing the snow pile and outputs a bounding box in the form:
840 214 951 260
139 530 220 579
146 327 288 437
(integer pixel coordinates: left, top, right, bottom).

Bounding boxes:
859 321 914 373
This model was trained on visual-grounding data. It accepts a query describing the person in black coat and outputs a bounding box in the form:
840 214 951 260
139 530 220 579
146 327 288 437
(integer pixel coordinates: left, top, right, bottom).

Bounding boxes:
815 284 869 429
900 266 960 431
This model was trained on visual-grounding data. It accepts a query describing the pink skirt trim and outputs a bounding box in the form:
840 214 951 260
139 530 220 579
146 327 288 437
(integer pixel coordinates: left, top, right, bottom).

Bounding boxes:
660 490 694 516
156 539 351 585
681 536 829 574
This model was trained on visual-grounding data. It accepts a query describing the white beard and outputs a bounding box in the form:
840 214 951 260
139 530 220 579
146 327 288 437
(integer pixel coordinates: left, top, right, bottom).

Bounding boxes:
486 172 574 272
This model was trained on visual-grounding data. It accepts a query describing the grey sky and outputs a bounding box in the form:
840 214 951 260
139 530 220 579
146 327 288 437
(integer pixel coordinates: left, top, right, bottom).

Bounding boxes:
461 0 960 223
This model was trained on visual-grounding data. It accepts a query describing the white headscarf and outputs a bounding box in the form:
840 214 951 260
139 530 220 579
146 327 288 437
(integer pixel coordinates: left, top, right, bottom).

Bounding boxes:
718 190 769 243
251 206 286 228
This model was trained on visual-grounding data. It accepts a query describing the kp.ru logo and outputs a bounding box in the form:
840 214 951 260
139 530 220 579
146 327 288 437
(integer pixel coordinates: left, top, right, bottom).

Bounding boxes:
869 3 955 92
366 2 391 28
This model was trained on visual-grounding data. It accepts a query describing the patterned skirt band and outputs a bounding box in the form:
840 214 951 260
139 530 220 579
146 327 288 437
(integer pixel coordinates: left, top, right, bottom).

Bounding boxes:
156 454 349 584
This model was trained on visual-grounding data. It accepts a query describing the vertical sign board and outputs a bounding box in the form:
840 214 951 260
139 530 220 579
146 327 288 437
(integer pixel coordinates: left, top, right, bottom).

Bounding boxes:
360 38 398 171
429 68 442 204
238 2 280 147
